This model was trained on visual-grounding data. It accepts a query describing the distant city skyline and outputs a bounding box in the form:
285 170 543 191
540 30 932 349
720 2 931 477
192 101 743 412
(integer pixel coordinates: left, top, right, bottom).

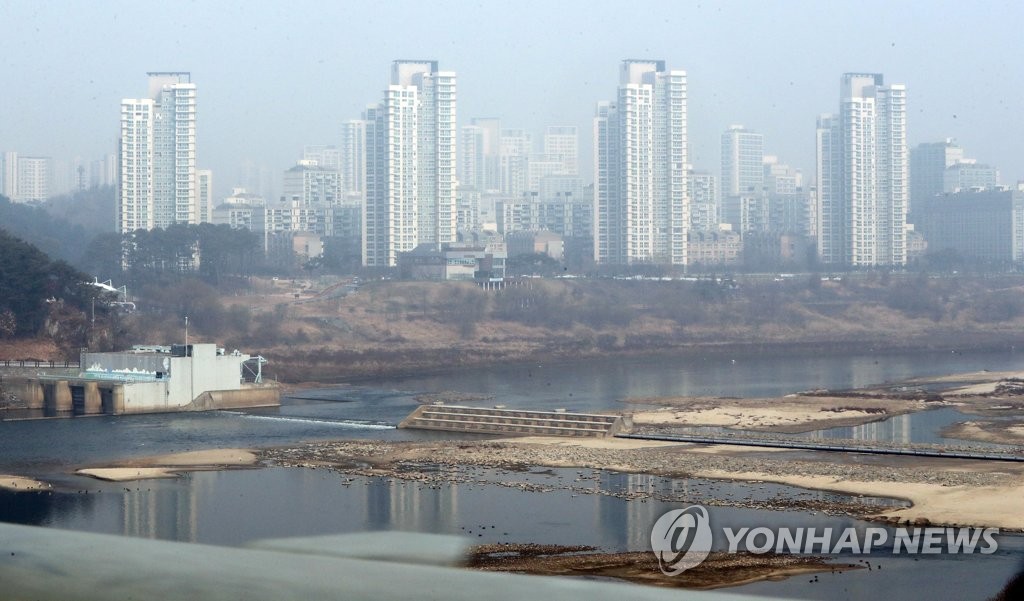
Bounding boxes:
2 1 1022 202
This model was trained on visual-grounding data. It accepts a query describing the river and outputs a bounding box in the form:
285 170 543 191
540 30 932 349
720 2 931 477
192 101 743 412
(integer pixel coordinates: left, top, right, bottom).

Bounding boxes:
1 348 1022 599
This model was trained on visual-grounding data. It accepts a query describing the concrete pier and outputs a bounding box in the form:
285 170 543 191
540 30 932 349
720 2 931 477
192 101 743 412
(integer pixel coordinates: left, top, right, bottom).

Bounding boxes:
43 381 72 413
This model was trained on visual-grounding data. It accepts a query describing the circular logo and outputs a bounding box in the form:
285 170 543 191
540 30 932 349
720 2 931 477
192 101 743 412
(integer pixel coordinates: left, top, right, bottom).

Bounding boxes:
650 505 713 576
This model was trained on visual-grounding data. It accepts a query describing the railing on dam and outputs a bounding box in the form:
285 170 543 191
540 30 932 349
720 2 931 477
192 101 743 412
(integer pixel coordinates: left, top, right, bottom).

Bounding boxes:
0 359 79 368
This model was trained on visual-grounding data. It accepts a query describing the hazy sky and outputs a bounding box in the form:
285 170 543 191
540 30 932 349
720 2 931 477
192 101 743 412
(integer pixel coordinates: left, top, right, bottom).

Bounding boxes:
2 0 1022 198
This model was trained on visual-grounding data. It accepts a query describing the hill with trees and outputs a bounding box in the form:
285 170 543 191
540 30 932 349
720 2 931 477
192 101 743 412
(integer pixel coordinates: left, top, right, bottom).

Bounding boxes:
0 228 119 356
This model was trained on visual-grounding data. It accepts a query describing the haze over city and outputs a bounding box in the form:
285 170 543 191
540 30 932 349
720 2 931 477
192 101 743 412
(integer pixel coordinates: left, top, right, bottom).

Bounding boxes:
3 0 1023 199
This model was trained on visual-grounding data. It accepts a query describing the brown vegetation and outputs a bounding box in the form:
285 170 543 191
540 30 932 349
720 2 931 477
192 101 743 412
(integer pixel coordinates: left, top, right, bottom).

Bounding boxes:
12 274 1024 381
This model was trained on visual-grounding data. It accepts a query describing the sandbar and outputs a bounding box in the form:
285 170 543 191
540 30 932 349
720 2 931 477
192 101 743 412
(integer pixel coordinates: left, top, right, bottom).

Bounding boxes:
77 449 258 482
698 469 1024 531
0 475 50 491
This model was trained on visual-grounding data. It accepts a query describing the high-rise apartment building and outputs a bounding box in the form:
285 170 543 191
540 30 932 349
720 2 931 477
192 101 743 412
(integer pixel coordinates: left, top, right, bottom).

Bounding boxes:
303 145 341 171
1 151 18 199
118 72 197 233
687 168 718 232
816 73 907 266
459 125 486 191
363 60 456 267
472 118 502 192
721 125 764 197
594 59 688 265
340 120 366 199
14 156 51 202
196 169 214 224
282 160 341 207
910 139 963 214
543 126 579 176
1 152 53 202
499 129 532 197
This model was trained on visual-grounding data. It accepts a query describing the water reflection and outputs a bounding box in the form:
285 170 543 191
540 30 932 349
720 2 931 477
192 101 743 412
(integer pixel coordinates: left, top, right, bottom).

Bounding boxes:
1 467 898 549
1 466 1020 601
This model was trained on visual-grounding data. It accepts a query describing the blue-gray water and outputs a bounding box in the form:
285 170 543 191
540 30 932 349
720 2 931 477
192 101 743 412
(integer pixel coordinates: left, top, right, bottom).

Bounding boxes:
2 348 1023 600
1 466 1019 601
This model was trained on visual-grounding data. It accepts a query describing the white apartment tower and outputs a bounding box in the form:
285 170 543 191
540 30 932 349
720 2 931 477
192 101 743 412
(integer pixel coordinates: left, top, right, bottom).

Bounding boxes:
721 125 764 196
594 60 688 265
14 156 51 202
196 169 213 224
340 120 366 198
363 60 457 267
459 124 486 191
816 73 907 266
118 72 197 233
543 126 579 176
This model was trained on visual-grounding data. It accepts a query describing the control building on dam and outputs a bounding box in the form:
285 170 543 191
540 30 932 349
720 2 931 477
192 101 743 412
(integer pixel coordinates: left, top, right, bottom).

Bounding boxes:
3 343 279 416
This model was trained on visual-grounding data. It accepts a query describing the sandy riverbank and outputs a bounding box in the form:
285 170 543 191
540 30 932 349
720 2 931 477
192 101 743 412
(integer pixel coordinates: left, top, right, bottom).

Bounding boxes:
76 449 258 482
0 475 51 491
697 469 1024 531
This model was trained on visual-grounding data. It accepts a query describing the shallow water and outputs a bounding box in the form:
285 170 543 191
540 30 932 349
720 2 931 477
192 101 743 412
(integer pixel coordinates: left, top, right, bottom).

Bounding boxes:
0 466 1018 601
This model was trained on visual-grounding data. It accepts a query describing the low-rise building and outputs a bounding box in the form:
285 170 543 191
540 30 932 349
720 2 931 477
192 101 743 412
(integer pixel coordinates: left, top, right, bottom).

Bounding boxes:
400 243 507 282
687 230 742 267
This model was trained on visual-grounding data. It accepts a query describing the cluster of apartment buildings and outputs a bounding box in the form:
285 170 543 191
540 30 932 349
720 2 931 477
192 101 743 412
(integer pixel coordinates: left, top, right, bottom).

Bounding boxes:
0 152 116 203
96 64 1024 277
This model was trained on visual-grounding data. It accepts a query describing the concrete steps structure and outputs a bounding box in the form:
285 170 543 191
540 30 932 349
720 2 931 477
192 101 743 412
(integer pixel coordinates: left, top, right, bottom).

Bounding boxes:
399 405 629 438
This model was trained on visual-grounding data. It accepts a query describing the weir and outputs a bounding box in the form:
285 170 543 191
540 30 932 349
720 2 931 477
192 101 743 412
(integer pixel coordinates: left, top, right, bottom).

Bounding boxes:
399 405 629 437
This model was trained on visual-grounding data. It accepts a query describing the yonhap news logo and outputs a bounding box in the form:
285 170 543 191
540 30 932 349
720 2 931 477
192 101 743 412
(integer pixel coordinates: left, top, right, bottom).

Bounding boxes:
650 505 713 576
650 505 999 576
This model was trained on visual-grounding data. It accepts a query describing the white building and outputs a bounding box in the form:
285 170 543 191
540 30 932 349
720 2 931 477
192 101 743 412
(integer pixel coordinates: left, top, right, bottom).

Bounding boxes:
594 59 688 265
721 125 764 197
363 60 457 267
459 124 486 192
282 161 341 207
339 121 365 201
118 72 197 233
1 152 53 202
687 168 718 232
943 161 999 193
500 128 532 197
303 145 340 171
212 188 264 231
14 156 51 202
816 73 907 266
196 169 213 223
2 151 18 199
543 125 579 176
